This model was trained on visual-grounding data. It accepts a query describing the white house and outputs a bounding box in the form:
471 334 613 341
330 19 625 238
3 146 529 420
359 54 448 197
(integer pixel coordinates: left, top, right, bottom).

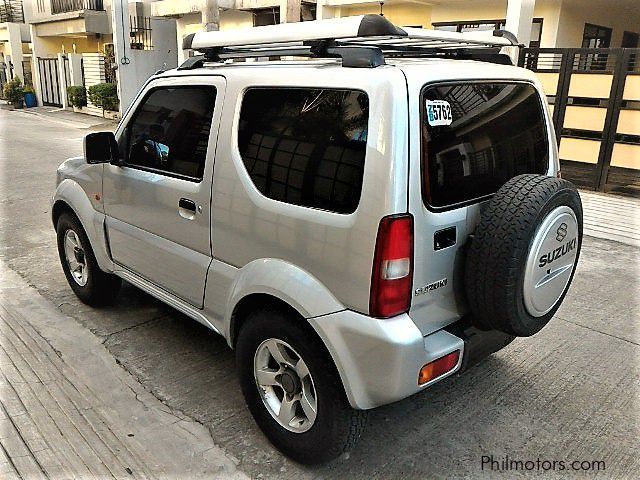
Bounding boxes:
25 0 178 114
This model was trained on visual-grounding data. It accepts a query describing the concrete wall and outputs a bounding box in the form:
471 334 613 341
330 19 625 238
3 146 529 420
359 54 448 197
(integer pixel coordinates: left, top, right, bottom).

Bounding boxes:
30 11 111 35
338 3 432 28
175 10 254 63
151 0 235 16
29 34 112 56
177 9 254 36
320 0 640 48
116 16 178 113
429 0 561 47
0 23 26 81
554 0 640 48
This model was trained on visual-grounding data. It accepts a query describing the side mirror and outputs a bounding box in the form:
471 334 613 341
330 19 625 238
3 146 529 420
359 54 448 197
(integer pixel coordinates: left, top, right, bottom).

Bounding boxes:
84 132 119 164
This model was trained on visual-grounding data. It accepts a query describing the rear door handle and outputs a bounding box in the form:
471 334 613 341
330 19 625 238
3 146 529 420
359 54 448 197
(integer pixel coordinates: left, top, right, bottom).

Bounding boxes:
179 198 196 212
434 226 456 250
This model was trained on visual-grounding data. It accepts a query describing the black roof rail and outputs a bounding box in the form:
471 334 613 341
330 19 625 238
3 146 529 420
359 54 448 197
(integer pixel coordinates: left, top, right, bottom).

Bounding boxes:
177 55 206 70
178 42 385 69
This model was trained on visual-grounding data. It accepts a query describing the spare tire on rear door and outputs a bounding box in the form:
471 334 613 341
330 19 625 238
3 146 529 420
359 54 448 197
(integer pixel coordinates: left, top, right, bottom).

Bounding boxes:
465 174 583 337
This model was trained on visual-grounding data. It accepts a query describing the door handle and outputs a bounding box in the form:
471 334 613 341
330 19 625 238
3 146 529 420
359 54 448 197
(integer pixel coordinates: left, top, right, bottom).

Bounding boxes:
179 198 197 212
178 198 197 220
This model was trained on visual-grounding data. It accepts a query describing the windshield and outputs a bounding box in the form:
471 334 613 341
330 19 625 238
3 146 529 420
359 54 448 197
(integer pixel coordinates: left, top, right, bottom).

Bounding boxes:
421 82 549 209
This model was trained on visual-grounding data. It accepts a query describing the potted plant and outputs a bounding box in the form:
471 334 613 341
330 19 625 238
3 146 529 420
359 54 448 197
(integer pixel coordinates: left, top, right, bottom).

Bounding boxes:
3 76 24 109
87 83 119 118
67 85 87 112
23 85 37 108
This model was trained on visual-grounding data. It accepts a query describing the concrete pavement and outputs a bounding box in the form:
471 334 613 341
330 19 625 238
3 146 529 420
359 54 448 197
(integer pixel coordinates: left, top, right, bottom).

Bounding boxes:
0 261 247 479
1 105 116 131
580 190 640 247
1 107 639 478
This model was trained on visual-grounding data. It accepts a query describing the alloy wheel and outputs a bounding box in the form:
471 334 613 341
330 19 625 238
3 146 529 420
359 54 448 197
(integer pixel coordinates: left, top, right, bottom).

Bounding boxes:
253 338 317 433
63 229 88 287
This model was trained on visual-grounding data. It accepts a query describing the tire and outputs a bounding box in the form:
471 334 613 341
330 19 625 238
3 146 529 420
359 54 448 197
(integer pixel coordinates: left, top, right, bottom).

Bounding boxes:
236 309 367 464
465 174 583 337
56 212 121 306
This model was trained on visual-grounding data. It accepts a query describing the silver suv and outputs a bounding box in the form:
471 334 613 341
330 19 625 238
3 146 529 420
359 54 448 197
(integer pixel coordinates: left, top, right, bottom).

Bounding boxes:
52 15 583 464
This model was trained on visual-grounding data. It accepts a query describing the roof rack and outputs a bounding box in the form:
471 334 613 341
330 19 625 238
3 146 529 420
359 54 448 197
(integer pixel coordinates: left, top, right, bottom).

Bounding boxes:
179 15 520 70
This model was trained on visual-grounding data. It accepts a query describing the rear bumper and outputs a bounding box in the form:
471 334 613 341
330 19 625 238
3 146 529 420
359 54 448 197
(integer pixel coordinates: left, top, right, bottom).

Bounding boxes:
309 310 513 410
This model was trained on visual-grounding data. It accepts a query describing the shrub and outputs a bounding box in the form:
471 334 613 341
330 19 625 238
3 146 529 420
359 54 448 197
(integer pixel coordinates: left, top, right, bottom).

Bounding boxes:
3 76 24 106
87 83 119 116
23 85 35 95
67 85 87 108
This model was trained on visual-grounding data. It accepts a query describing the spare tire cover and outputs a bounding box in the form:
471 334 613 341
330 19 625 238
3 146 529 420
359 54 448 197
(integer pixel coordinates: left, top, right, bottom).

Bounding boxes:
464 174 583 337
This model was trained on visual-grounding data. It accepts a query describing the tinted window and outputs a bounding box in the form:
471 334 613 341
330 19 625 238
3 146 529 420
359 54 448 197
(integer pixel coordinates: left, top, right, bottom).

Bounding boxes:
126 86 216 180
238 88 369 214
421 82 548 209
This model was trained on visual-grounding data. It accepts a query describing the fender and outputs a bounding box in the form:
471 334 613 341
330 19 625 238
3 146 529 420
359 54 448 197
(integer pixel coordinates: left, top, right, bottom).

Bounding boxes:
53 178 114 272
219 258 345 343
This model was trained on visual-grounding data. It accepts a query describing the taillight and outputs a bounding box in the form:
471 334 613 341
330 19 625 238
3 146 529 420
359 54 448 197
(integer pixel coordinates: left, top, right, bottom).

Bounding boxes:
369 214 414 318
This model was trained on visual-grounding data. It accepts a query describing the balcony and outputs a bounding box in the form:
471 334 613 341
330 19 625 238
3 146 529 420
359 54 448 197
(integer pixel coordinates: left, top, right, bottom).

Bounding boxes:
30 0 109 36
50 0 104 15
0 0 24 23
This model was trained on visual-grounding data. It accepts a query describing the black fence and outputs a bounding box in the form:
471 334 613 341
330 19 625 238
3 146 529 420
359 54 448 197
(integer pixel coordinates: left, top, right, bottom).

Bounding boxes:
519 47 640 197
51 0 103 15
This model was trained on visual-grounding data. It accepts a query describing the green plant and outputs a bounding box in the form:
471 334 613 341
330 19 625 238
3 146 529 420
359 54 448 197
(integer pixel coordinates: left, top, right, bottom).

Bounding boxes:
67 85 87 108
3 76 24 106
87 83 119 117
23 85 35 95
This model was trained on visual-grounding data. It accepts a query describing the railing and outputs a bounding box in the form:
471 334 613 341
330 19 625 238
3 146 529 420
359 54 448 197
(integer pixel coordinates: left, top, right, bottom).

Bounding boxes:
519 47 640 196
50 0 103 14
0 0 24 23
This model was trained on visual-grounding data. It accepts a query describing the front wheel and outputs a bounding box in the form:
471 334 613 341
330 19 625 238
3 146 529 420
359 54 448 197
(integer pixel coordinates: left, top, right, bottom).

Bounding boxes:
236 309 367 464
56 212 121 306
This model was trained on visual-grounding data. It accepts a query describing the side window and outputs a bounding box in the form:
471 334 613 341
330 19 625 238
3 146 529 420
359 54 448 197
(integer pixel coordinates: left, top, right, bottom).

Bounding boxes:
125 86 216 180
238 88 369 214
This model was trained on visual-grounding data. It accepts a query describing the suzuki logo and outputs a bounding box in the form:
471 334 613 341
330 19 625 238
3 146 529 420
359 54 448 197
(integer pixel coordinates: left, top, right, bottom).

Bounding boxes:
556 223 568 242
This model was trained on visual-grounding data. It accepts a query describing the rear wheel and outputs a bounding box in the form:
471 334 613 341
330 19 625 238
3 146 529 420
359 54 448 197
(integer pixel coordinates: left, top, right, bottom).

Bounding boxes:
56 212 121 306
236 309 367 464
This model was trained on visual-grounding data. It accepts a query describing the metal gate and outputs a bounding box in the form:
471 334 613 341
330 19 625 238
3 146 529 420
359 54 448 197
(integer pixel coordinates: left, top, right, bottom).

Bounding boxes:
37 57 71 107
38 58 61 106
520 48 640 197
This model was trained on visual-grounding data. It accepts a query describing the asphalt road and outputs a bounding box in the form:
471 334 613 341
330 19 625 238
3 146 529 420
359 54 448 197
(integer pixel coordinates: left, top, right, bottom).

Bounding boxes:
1 108 639 479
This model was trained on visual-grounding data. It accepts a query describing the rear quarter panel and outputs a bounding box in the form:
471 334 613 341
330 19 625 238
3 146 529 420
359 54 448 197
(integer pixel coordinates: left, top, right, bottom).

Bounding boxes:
207 64 410 315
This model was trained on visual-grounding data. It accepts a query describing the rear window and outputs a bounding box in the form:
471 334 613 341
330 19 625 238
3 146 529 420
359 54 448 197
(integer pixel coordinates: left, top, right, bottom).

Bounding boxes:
421 82 548 209
238 87 369 214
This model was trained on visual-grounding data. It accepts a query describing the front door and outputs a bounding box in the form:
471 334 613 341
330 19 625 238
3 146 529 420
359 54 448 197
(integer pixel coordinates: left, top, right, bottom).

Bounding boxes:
104 77 225 307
